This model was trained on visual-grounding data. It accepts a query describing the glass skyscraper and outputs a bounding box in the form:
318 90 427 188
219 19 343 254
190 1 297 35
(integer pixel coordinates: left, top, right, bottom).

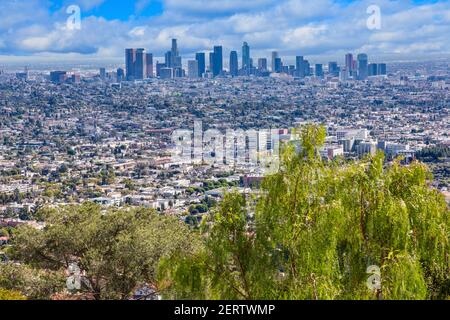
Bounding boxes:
368 63 378 76
258 58 267 71
195 52 206 78
242 42 250 70
357 53 368 80
125 48 136 80
296 56 305 77
345 53 354 77
230 51 238 77
328 61 339 76
134 49 146 80
377 63 387 75
271 51 279 72
315 64 324 78
213 46 223 77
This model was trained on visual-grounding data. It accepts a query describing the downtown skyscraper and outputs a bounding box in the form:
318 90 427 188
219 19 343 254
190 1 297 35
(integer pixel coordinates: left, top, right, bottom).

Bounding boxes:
357 53 368 80
188 60 199 79
271 51 279 72
242 42 251 71
213 46 223 77
195 52 206 78
125 48 147 80
125 48 136 81
258 58 267 71
230 51 238 77
345 53 355 78
135 49 146 80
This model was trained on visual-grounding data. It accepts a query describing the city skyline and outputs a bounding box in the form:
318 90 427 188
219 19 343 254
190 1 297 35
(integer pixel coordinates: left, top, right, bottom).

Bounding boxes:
123 38 387 80
0 0 450 64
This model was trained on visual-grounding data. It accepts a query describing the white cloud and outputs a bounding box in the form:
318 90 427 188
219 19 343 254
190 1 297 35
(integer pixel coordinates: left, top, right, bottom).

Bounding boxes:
129 26 147 37
0 0 449 62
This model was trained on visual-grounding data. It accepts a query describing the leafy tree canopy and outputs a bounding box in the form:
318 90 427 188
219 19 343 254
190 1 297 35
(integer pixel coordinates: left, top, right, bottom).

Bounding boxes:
8 203 199 300
160 124 449 300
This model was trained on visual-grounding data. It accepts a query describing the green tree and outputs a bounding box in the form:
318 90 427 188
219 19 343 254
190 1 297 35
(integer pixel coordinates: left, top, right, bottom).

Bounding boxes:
0 263 64 299
161 124 449 300
0 288 27 300
10 203 200 300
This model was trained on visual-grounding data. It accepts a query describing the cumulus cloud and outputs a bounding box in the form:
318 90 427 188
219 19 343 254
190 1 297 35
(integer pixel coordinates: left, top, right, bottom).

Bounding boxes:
0 0 449 62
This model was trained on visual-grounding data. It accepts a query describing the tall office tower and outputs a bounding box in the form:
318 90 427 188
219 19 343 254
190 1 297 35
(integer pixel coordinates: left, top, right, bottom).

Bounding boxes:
171 39 178 55
274 57 282 73
377 63 387 75
134 48 146 80
315 64 324 77
125 48 136 80
209 52 215 72
188 60 199 79
304 60 311 76
156 62 165 77
99 68 106 80
213 46 223 77
116 68 124 82
174 56 182 68
171 39 181 68
195 52 206 77
296 56 304 77
258 58 267 71
165 51 172 68
357 53 368 80
169 39 182 77
345 53 353 76
368 63 378 76
242 42 250 70
328 61 339 76
229 51 238 76
340 67 348 81
271 51 279 72
146 53 153 78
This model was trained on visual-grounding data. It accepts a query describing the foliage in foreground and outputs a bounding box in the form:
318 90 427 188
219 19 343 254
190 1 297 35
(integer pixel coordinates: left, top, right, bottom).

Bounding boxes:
0 288 27 300
160 125 449 300
0 263 64 299
1 125 448 300
3 204 198 300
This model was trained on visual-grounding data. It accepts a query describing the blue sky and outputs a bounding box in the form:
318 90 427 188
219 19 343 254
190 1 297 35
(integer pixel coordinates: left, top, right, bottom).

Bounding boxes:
48 0 164 20
0 0 449 63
